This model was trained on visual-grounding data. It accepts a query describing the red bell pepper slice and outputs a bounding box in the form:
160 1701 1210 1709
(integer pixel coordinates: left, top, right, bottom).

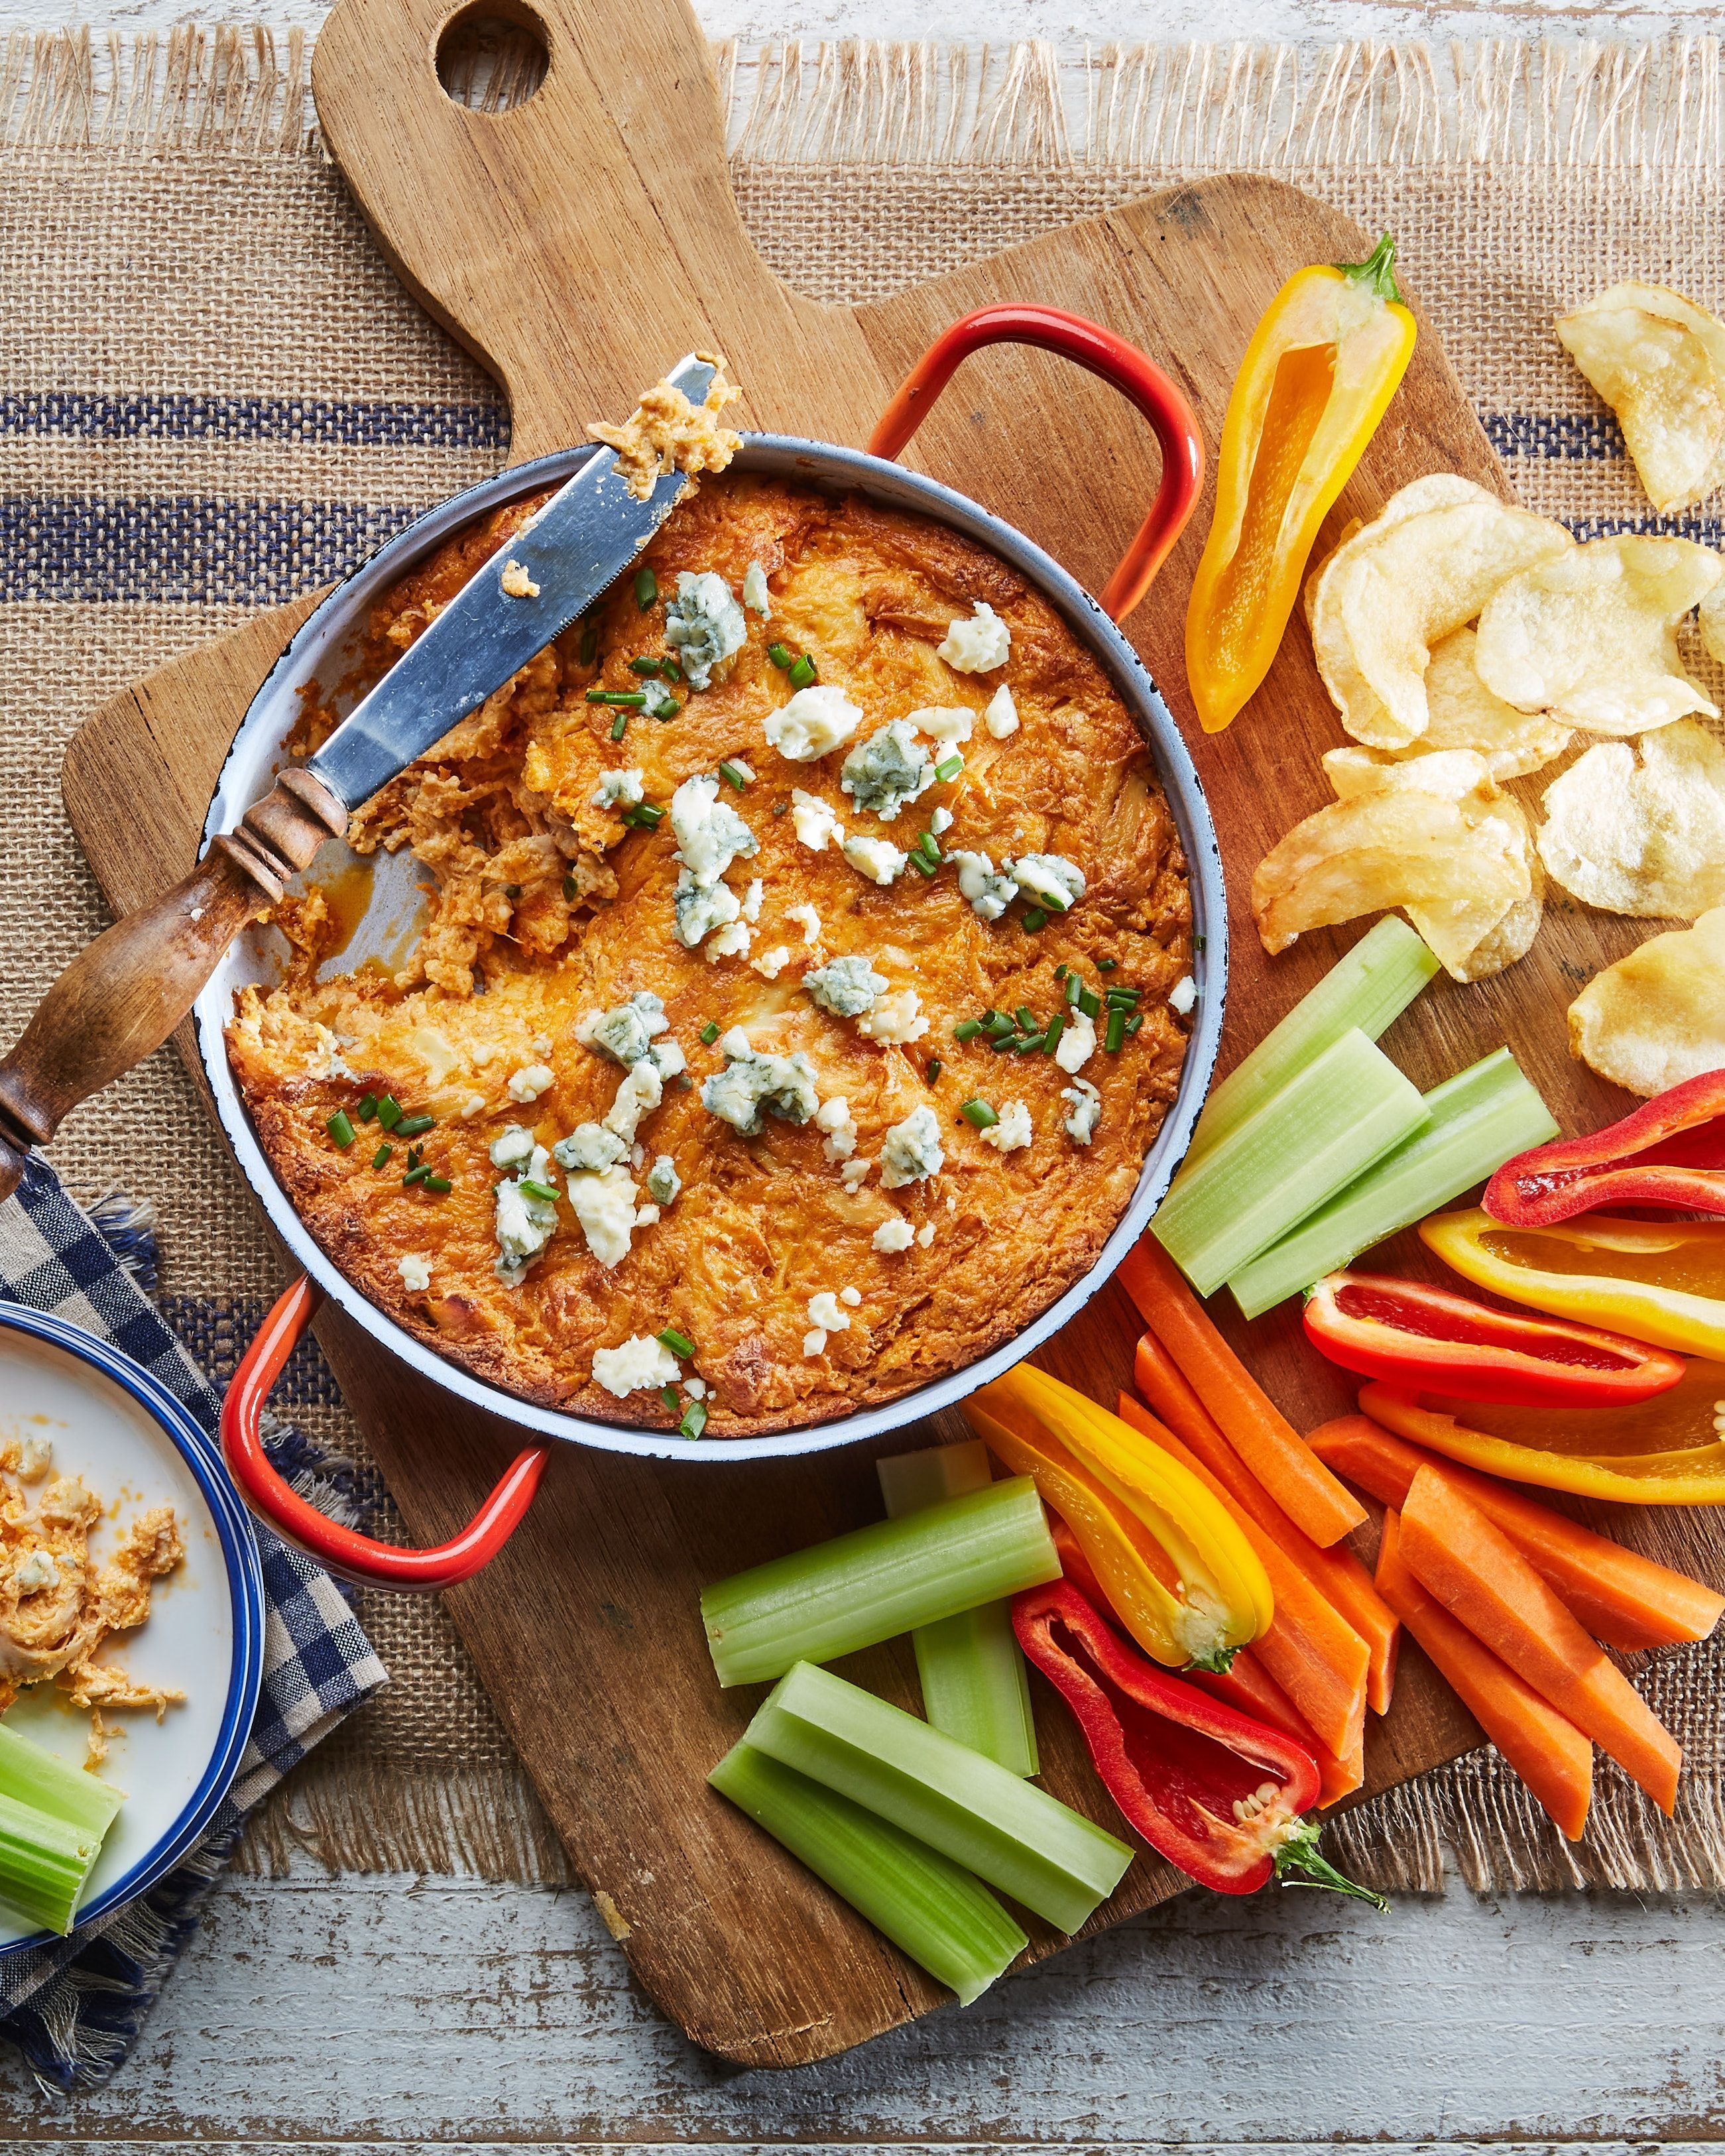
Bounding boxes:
1484 1069 1725 1227
1303 1270 1686 1408
1011 1579 1384 1904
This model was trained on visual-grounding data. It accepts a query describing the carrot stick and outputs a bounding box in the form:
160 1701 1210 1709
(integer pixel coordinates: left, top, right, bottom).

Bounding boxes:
1118 1237 1366 1547
1115 1391 1368 1762
1135 1334 1401 1714
1311 1413 1725 1655
1398 1467 1682 1814
1376 1510 1593 1841
1050 1517 1337 1765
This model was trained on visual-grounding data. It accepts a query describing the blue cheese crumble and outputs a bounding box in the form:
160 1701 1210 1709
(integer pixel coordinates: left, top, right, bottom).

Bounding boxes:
1061 1079 1102 1146
670 772 757 888
701 1037 821 1134
766 685 862 762
674 872 742 950
554 1122 628 1173
790 789 845 850
1054 1008 1097 1073
577 989 669 1068
984 684 1019 737
953 849 1017 922
743 560 770 615
843 833 907 886
840 719 933 821
591 767 645 810
803 953 888 1018
858 987 928 1046
493 1144 560 1286
1009 853 1085 913
880 1104 943 1189
1169 974 1198 1016
645 1155 682 1205
640 674 680 719
938 601 1011 672
592 1334 681 1398
664 570 747 689
489 1124 538 1172
567 1164 642 1269
979 1099 1032 1152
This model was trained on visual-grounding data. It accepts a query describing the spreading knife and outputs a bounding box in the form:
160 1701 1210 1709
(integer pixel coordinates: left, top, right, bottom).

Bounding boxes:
0 353 719 1203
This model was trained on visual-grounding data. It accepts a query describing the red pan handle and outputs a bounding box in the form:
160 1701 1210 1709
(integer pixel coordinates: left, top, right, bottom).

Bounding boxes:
219 1276 550 1592
868 303 1205 624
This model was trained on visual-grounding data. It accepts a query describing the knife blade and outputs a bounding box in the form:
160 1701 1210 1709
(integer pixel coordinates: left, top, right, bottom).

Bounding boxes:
305 351 717 813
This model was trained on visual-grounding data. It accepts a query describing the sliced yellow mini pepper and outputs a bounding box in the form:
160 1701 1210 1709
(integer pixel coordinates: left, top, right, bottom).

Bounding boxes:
1185 233 1417 733
965 1366 1272 1673
1357 1372 1725 1506
1421 1207 1725 1362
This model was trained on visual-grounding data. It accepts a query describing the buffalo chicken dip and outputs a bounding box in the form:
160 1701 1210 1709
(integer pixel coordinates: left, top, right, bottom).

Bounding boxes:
228 457 1195 1435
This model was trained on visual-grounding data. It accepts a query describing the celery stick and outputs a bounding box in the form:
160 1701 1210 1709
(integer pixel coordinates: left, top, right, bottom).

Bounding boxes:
1185 918 1438 1169
0 1726 121 1844
709 1742 1028 2004
878 1443 1039 1777
1226 1046 1559 1319
1152 1028 1430 1295
0 1789 109 1936
702 1476 1060 1689
744 1661 1133 1933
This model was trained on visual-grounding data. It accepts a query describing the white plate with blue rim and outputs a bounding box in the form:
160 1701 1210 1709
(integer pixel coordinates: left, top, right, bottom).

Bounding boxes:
0 1303 265 1952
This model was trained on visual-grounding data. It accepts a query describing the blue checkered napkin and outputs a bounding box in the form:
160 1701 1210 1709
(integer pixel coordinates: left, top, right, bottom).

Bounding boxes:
0 1157 387 2092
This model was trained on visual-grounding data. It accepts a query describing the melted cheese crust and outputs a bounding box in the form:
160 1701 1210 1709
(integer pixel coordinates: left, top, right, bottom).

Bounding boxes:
228 474 1193 1436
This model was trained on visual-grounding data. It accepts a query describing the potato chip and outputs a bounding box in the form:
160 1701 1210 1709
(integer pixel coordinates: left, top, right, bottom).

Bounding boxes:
1474 533 1721 734
1415 627 1573 780
1321 743 1497 806
1252 786 1530 962
1569 906 1725 1095
1302 518 1361 632
1410 800 1543 981
1556 283 1725 512
1700 577 1725 668
1537 719 1725 917
1310 481 1573 749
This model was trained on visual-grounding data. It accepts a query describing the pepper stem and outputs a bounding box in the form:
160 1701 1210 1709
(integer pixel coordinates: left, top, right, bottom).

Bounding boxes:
1337 231 1402 305
1272 1819 1389 1911
1184 1642 1240 1676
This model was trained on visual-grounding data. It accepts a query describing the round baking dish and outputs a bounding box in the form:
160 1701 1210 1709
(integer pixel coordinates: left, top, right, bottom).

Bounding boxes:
199 308 1226 1583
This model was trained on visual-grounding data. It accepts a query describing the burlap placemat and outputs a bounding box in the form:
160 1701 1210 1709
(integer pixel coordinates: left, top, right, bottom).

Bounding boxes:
5 23 1724 1893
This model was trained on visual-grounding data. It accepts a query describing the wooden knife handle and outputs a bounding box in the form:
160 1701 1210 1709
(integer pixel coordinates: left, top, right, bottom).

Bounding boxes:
0 770 346 1205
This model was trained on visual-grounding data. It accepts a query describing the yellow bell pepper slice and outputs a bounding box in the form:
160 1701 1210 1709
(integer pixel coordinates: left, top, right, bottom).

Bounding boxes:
1421 1207 1725 1362
1185 233 1417 733
966 1367 1272 1671
1358 1371 1725 1506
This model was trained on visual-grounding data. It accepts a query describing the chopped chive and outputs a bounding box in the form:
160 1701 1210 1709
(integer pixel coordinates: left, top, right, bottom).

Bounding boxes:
635 567 658 609
662 656 683 682
662 1384 682 1413
564 874 579 900
653 698 683 721
394 1113 436 1138
772 799 789 817
1124 1012 1144 1036
326 1110 355 1149
520 1178 559 1201
984 1012 1014 1039
423 1175 453 1194
1043 1013 1065 1057
916 831 941 865
1064 974 1083 1009
621 802 666 829
406 1147 422 1171
699 1020 719 1046
1014 1006 1038 1033
357 1093 378 1122
767 642 794 670
587 689 648 707
610 711 629 741
402 1163 431 1186
1105 987 1142 1006
504 883 522 901
578 623 598 667
1021 908 1048 932
658 1325 697 1359
681 1400 709 1440
961 1099 1000 1130
933 754 964 784
718 760 751 790
787 654 818 689
925 1057 943 1084
1053 964 1069 982
629 655 663 676
1097 957 1119 971
1077 985 1102 1021
951 1019 985 1042
1192 935 1207 953
376 1093 402 1129
370 1143 392 1171
908 851 938 876
991 1032 1022 1053
1016 1032 1047 1055
1104 1007 1127 1053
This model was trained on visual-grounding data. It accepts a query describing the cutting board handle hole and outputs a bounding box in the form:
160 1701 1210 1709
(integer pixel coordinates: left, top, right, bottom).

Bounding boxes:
435 1 550 112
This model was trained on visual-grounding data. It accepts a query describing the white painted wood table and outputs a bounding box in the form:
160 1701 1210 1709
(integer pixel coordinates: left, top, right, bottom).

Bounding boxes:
7 0 1725 2131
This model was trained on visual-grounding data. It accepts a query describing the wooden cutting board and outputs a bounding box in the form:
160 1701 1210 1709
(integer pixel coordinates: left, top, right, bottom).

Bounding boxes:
61 0 1725 2067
